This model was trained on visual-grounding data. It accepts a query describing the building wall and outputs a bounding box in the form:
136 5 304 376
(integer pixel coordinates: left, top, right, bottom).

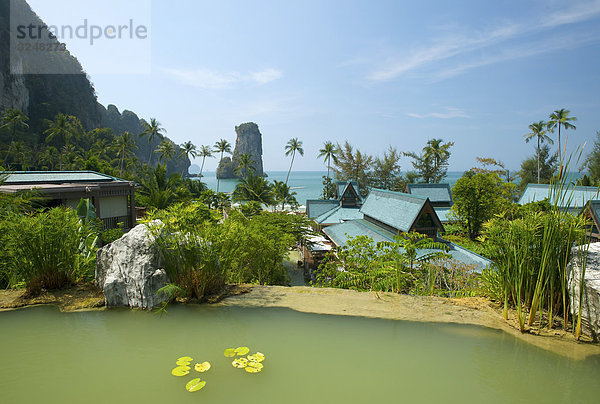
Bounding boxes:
98 196 128 219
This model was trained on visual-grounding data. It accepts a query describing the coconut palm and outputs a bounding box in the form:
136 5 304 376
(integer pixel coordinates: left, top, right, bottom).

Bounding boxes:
548 108 577 162
423 139 454 179
214 139 232 193
524 121 554 184
114 131 138 176
140 118 166 165
318 141 338 186
273 180 298 211
197 145 213 178
155 139 176 163
234 152 255 178
284 138 304 186
232 173 275 205
1 108 29 164
44 114 83 170
179 141 198 176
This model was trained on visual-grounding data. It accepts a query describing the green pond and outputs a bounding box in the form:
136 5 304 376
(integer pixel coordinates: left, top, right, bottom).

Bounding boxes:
1 305 599 403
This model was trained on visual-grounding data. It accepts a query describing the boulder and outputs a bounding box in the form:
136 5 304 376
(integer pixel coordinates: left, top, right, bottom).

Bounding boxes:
96 221 169 309
568 242 600 340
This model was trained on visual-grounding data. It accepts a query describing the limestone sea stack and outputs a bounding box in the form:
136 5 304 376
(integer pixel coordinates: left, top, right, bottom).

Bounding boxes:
217 122 265 179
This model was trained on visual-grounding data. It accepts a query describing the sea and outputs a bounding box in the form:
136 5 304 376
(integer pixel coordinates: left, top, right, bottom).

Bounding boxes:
197 171 466 207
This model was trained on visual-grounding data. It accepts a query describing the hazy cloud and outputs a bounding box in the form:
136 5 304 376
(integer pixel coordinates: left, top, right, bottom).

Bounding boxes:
164 67 283 89
407 107 470 119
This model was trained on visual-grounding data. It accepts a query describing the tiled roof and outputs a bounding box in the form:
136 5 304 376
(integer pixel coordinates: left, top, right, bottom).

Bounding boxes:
2 171 124 184
518 184 600 210
306 200 339 219
407 183 453 204
360 188 427 232
322 220 491 272
434 207 452 223
336 181 360 199
314 206 364 224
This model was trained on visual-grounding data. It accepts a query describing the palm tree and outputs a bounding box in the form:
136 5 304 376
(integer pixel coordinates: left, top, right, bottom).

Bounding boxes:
318 141 338 186
232 173 275 205
179 141 198 176
284 138 304 186
114 131 138 176
155 139 176 163
273 180 298 211
198 145 213 178
234 152 255 178
423 139 454 179
524 121 553 184
548 108 577 162
44 114 83 170
1 109 29 164
214 139 232 193
139 118 166 165
138 164 187 209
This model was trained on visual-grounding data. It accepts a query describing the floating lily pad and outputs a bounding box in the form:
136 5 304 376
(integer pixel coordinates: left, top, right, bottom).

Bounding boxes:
185 378 206 392
232 358 249 368
177 356 193 362
245 366 261 373
248 352 265 363
176 359 192 366
247 361 264 371
234 346 250 356
194 362 211 373
171 366 191 376
223 348 236 357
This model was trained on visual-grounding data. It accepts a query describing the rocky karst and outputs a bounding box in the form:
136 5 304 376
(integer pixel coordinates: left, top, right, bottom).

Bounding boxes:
217 122 265 179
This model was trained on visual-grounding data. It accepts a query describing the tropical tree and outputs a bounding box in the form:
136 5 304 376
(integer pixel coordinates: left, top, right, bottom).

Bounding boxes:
179 141 198 175
114 131 138 176
273 180 299 211
523 121 553 184
582 131 600 186
318 141 338 185
155 139 176 163
405 139 454 183
197 145 213 178
44 114 83 170
214 139 232 193
548 108 577 163
1 108 29 164
140 118 166 165
137 164 190 209
333 141 373 195
234 152 255 178
232 173 275 205
370 146 403 191
284 138 304 185
517 145 558 191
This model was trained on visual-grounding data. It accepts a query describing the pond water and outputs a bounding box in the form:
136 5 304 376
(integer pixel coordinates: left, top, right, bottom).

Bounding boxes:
1 305 599 403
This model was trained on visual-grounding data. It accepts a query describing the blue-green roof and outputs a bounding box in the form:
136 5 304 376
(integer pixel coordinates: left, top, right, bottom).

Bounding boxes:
322 220 491 272
519 184 600 210
434 207 452 223
584 200 600 230
306 200 339 219
315 206 364 225
336 181 360 199
360 188 427 232
407 183 453 204
2 171 124 184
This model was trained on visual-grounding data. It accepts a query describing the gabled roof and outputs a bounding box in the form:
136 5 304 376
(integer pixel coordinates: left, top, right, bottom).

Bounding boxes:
2 171 125 184
336 181 360 199
338 181 362 202
322 220 491 272
360 188 430 232
518 184 600 210
314 206 364 225
406 183 452 204
434 207 452 223
306 199 339 219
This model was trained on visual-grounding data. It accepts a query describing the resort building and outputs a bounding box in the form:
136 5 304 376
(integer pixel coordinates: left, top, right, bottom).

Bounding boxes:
306 181 364 228
406 183 453 223
305 188 490 274
519 184 600 213
580 200 600 242
0 171 137 230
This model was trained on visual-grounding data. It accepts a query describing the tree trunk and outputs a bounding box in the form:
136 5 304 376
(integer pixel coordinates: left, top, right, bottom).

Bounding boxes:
537 137 541 184
285 152 295 185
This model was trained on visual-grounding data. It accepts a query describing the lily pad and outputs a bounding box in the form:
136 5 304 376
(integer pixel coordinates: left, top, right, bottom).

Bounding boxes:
248 352 265 363
234 346 250 356
176 359 192 366
194 362 211 373
185 378 206 392
245 366 261 373
224 348 236 357
232 358 249 368
171 366 191 376
177 356 193 362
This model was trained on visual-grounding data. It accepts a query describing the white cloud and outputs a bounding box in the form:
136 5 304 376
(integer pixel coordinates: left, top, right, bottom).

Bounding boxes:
164 67 283 89
366 1 600 82
407 107 470 119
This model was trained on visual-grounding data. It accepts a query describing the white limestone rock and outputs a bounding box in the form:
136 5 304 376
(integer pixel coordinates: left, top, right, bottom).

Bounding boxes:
568 242 600 340
96 221 169 309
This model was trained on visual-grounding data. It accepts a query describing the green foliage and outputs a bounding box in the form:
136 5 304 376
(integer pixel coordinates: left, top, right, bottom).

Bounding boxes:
451 171 514 239
273 180 298 211
1 207 97 293
404 139 454 184
320 175 336 199
582 131 600 186
232 173 275 206
137 164 191 209
333 141 373 196
370 146 405 191
517 145 558 191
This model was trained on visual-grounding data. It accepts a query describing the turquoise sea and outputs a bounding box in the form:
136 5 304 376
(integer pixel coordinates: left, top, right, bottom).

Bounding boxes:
198 171 467 206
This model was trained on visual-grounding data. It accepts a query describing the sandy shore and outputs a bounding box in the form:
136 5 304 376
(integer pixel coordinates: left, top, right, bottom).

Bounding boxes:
2 284 599 359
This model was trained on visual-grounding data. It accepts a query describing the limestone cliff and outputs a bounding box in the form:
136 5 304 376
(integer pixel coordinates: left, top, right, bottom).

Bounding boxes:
217 122 265 179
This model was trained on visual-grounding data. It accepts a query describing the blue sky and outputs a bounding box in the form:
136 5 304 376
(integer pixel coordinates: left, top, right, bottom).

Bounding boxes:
27 0 600 172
